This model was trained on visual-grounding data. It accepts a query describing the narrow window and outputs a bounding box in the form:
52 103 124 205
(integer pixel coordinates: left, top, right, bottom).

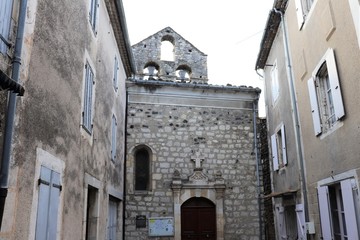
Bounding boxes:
89 0 98 33
107 197 120 240
83 62 94 134
35 166 61 240
271 124 287 171
135 149 150 191
143 63 159 80
0 0 13 54
318 179 359 239
161 40 174 61
111 115 117 161
271 61 279 103
113 56 118 91
85 186 99 240
307 49 344 136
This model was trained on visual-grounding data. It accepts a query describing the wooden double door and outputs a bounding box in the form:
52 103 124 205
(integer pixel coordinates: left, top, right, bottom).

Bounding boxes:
181 197 216 240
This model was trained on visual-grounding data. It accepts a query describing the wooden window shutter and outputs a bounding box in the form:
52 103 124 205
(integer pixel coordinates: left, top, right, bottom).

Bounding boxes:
307 77 322 135
281 124 287 166
271 133 279 171
295 0 305 29
340 179 359 239
111 115 117 160
0 0 13 53
326 48 345 120
317 186 332 240
35 166 61 240
295 204 306 240
275 206 287 239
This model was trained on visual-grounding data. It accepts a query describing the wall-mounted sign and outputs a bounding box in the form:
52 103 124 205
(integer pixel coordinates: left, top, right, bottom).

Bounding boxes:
148 217 174 237
136 215 146 228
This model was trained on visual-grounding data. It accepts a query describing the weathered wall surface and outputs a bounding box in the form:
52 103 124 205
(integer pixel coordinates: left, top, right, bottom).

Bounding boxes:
1 0 128 239
125 81 261 239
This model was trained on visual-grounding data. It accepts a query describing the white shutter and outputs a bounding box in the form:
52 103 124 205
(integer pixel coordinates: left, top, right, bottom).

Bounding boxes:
276 206 287 240
271 133 279 171
307 77 322 135
295 0 305 29
326 48 345 120
318 186 332 240
281 124 287 165
295 204 306 240
340 179 359 240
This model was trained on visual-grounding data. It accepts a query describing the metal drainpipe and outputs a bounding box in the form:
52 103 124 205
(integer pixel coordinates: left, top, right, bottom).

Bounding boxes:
253 97 263 239
273 8 309 222
0 0 28 227
122 88 129 240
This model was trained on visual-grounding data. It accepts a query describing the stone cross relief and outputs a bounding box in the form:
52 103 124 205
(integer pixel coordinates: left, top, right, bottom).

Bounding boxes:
191 152 204 170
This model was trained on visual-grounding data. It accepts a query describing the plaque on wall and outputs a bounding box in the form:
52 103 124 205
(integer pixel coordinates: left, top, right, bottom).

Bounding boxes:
136 215 147 228
148 217 174 237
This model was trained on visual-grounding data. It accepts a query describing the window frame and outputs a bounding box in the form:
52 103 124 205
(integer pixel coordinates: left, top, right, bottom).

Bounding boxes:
0 0 13 54
271 124 287 171
318 178 359 240
271 60 280 104
82 61 95 134
111 114 117 161
113 56 119 91
295 0 315 29
307 48 345 136
89 0 98 34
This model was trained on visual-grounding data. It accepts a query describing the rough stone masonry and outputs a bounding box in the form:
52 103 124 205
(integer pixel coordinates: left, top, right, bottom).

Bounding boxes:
125 27 262 240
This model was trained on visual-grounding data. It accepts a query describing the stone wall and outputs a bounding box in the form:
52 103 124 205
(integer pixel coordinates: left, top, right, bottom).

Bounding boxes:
125 95 261 239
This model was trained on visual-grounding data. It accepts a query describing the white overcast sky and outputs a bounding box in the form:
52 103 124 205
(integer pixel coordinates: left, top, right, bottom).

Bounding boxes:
122 0 274 116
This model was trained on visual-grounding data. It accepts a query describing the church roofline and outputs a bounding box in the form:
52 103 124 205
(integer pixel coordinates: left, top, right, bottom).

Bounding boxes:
127 78 261 94
132 27 208 56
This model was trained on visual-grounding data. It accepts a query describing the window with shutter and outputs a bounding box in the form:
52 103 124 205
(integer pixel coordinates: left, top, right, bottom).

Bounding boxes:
295 204 306 240
35 166 61 240
107 197 120 240
271 61 280 103
0 0 13 54
111 115 117 161
83 62 94 134
318 180 360 240
308 48 345 136
89 0 98 34
271 124 287 171
113 56 119 91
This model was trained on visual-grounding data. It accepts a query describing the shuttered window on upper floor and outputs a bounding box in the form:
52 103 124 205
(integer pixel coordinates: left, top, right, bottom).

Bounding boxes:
89 0 98 34
0 0 13 54
82 61 95 134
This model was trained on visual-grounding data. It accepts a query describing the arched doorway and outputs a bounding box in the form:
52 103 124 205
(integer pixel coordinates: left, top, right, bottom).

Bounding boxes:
181 197 216 240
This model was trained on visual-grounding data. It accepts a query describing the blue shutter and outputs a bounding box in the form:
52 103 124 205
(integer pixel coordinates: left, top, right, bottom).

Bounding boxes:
113 56 118 90
107 199 118 240
35 166 61 240
83 62 94 133
307 77 322 135
111 115 117 160
0 0 13 53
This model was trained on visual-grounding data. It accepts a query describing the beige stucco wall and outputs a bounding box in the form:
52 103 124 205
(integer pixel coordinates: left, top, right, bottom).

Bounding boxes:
284 0 360 236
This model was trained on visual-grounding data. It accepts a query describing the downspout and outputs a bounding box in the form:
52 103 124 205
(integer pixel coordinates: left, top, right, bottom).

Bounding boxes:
273 8 309 222
253 96 263 239
0 0 28 228
122 88 129 240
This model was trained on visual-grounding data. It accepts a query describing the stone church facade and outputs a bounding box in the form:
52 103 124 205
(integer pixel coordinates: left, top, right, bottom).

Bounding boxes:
125 27 262 239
